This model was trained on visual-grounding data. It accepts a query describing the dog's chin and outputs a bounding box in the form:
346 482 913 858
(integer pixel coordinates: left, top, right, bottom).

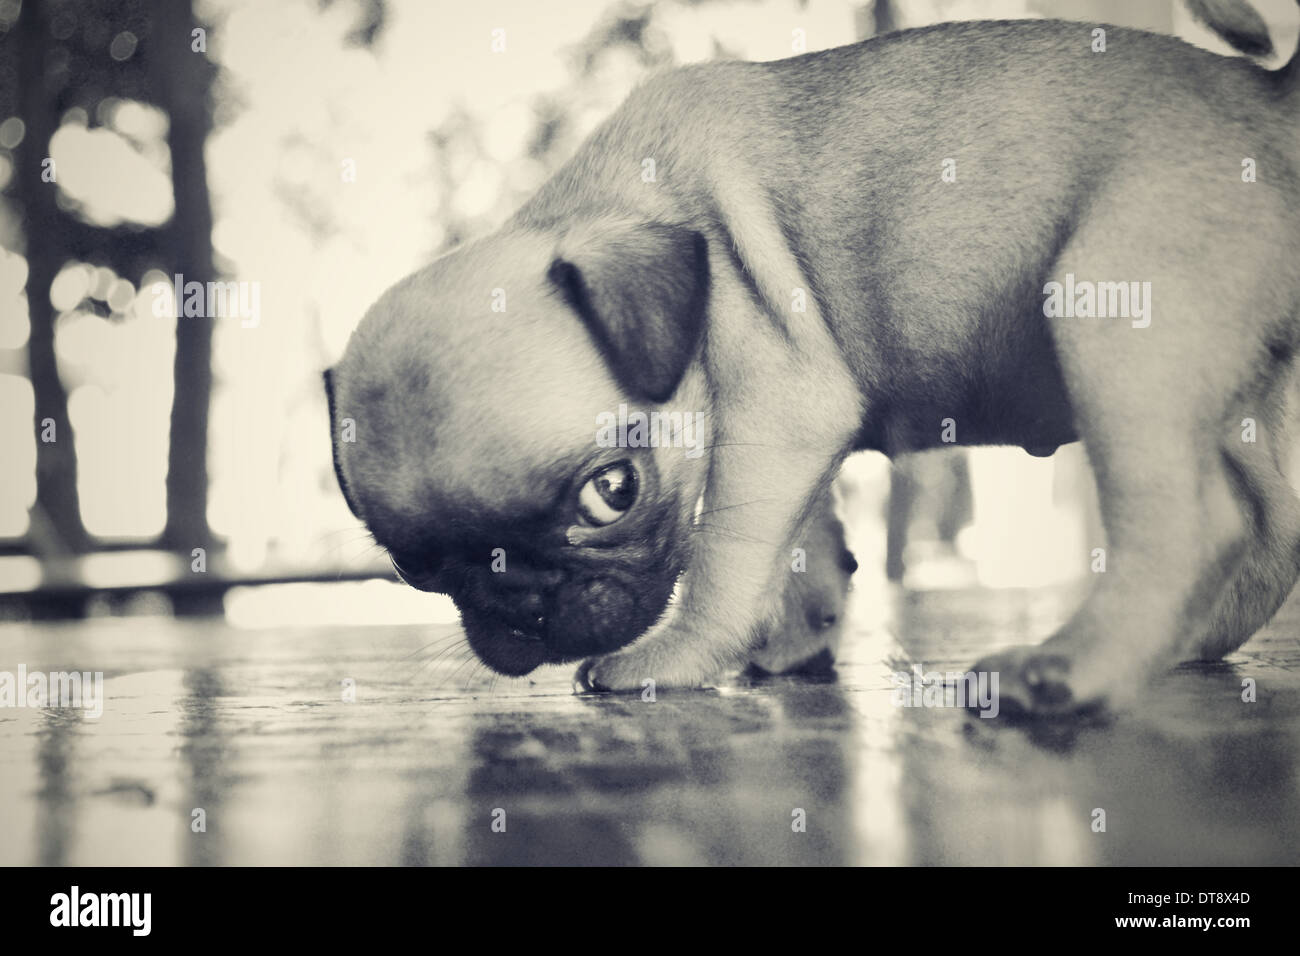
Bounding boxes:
452 555 685 676
458 583 675 677
461 616 557 677
459 610 644 678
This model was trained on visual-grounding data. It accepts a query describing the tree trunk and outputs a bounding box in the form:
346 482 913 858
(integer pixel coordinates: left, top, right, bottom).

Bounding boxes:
151 0 218 560
16 0 88 555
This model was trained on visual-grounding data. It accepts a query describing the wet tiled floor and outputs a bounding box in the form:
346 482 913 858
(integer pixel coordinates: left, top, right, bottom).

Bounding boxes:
1 583 1297 866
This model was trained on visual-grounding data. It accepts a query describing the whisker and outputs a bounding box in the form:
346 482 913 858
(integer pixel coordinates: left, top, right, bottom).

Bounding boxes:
316 527 380 562
399 627 465 663
410 637 470 683
694 497 776 518
462 660 488 693
691 523 773 546
425 648 473 693
438 648 482 693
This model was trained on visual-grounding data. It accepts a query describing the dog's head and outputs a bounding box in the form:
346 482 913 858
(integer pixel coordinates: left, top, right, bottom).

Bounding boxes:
326 220 713 675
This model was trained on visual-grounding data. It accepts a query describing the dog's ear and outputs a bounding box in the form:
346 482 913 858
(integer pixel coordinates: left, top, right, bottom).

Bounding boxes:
1183 0 1273 57
548 222 709 403
323 368 361 518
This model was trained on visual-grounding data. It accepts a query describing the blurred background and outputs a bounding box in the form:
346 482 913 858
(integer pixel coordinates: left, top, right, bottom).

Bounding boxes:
0 0 1296 631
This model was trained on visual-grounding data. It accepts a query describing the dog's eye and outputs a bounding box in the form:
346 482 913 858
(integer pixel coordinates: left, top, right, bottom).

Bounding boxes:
578 462 637 526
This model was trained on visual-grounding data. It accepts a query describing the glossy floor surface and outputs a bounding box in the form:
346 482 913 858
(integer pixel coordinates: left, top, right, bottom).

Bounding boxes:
1 584 1297 866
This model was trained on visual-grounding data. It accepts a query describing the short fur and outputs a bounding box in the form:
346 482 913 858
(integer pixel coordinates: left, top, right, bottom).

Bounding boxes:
331 2 1300 717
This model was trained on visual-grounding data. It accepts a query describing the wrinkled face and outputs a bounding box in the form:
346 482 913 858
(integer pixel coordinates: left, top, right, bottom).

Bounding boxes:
378 445 697 676
327 230 712 675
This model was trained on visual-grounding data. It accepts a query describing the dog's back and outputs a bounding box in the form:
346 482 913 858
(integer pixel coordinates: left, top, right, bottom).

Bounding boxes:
520 13 1300 439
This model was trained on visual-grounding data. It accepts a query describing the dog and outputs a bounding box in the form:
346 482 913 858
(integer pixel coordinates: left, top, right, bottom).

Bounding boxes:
327 0 1300 718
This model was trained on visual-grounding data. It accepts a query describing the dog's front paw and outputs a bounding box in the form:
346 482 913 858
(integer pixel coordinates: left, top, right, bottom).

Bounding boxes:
572 639 712 694
573 653 683 693
572 654 650 693
969 647 1108 721
572 657 614 693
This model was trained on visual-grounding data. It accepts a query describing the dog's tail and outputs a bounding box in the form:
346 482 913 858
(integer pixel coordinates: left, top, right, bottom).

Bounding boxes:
1184 0 1300 85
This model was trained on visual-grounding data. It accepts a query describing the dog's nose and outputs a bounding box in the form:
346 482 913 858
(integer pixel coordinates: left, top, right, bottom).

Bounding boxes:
493 591 549 638
806 607 839 631
516 591 545 617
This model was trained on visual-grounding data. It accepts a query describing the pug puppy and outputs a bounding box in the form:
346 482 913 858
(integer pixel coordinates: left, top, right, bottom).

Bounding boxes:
328 0 1300 718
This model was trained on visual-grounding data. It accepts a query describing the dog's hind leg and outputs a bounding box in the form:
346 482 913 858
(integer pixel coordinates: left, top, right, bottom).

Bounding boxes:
1192 366 1300 660
971 223 1281 718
